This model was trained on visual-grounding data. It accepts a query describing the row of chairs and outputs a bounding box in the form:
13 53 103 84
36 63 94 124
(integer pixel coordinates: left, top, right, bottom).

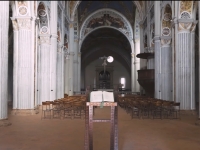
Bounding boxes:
41 95 87 120
118 95 181 119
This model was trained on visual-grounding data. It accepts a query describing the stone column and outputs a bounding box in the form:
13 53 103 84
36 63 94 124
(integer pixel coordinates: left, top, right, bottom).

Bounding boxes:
175 19 196 110
73 40 78 92
56 44 62 99
77 52 81 91
68 23 74 96
154 1 161 99
0 1 9 119
38 35 51 104
160 38 172 100
50 1 58 100
135 39 140 92
11 18 18 109
131 52 135 92
199 1 200 119
12 17 35 110
61 46 65 98
64 49 69 94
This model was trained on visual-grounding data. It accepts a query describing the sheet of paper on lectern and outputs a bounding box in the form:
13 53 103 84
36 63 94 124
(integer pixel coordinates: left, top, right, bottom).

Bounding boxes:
90 91 114 102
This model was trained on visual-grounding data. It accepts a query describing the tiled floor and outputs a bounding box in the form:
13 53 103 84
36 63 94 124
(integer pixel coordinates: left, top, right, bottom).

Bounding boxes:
0 106 200 150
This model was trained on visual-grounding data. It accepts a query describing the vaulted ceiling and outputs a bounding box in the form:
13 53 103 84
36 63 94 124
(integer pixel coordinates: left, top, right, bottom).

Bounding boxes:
78 1 136 74
78 1 136 28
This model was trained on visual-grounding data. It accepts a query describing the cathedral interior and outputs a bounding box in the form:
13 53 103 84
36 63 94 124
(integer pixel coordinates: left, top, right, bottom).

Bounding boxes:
0 1 200 150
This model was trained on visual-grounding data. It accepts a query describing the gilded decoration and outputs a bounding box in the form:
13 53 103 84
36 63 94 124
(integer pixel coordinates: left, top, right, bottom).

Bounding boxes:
161 5 172 45
39 36 50 44
17 18 31 30
70 1 76 16
12 20 19 31
18 1 27 7
180 1 193 14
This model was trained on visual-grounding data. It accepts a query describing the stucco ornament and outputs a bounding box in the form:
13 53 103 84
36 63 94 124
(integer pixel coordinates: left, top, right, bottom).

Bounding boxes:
17 18 31 30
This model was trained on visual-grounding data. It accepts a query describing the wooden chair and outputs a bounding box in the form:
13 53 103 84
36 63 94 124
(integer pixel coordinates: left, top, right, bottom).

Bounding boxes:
41 102 51 120
51 102 62 119
171 102 181 119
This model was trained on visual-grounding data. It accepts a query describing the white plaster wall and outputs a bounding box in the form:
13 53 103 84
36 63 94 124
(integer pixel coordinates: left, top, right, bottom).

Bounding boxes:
84 59 131 89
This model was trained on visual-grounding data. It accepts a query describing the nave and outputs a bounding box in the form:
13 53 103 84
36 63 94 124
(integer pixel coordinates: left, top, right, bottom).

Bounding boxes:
0 105 200 150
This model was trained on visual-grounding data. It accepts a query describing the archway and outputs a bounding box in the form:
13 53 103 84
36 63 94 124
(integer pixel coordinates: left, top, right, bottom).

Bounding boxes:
80 27 132 90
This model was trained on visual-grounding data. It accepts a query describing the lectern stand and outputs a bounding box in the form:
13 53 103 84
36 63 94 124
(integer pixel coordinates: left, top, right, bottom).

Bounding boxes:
84 102 118 150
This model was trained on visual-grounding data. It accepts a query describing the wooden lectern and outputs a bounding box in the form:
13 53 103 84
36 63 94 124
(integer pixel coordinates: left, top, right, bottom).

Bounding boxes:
84 102 118 150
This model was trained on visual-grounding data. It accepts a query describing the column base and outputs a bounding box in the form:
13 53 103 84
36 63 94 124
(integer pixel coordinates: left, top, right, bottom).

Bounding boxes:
10 108 39 116
0 119 12 127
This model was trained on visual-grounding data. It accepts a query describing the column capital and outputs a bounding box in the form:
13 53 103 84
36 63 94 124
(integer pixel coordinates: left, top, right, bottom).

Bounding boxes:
38 35 51 45
178 19 198 32
154 36 161 42
15 17 32 30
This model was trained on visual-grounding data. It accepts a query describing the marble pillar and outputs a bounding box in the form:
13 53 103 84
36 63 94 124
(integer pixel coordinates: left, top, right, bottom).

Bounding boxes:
68 23 74 96
64 50 69 94
0 1 9 119
50 1 57 100
160 44 172 100
175 20 195 110
12 17 35 109
154 1 161 99
77 52 81 91
199 1 200 118
38 35 51 104
73 40 78 92
131 53 135 92
56 44 62 99
134 39 140 92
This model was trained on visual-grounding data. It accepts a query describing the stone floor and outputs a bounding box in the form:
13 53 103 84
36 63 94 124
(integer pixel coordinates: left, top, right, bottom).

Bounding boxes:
0 106 200 150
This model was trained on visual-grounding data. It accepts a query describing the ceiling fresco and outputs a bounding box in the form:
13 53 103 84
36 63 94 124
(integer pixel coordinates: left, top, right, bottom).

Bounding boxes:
77 1 136 28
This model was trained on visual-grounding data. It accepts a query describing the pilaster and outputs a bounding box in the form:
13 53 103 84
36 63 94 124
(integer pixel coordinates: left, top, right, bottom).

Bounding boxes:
175 18 196 110
78 52 81 91
12 16 34 109
68 23 74 96
50 1 58 100
38 35 51 104
154 1 161 99
0 1 9 119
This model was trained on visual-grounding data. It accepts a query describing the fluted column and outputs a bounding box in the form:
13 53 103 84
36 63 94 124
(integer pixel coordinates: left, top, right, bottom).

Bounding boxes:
56 44 62 99
11 18 18 109
38 35 51 104
73 40 78 92
68 23 74 96
77 52 81 91
50 1 58 100
154 1 161 99
0 1 9 119
160 39 172 100
64 50 69 94
175 19 196 110
134 39 140 92
11 17 34 109
131 53 135 92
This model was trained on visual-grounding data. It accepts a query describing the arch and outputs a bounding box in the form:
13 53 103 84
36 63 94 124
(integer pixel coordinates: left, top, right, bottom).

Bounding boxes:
70 1 143 22
79 26 133 53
